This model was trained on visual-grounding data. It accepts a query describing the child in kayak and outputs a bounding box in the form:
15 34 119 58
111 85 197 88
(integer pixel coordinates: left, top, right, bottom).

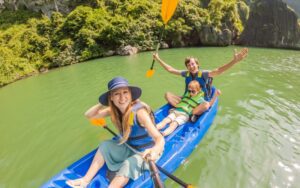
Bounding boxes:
157 80 220 136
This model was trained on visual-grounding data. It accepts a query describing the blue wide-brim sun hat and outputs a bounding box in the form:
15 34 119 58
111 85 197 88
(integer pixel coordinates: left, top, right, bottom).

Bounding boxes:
99 77 142 106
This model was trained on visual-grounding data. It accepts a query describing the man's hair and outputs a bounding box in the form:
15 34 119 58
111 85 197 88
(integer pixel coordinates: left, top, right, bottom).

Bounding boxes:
184 57 199 66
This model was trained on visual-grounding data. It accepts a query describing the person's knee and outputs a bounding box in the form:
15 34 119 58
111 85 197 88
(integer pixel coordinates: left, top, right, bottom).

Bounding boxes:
196 103 209 114
204 102 210 111
109 176 129 188
169 122 178 129
193 103 210 115
164 92 171 101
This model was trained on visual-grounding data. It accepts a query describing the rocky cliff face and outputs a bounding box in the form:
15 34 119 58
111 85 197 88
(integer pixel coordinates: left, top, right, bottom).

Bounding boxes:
197 1 249 47
239 0 300 49
0 0 96 16
283 0 300 17
199 26 233 46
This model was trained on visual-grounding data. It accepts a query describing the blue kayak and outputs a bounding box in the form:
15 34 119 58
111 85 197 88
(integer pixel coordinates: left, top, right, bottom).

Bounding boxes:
41 89 218 188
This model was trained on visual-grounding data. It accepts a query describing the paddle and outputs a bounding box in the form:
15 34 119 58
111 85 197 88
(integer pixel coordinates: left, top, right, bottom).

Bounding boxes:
91 118 194 188
147 156 165 188
146 0 179 78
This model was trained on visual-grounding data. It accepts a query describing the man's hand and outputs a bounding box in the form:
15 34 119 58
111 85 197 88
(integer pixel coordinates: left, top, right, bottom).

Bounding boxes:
233 48 249 63
153 53 159 61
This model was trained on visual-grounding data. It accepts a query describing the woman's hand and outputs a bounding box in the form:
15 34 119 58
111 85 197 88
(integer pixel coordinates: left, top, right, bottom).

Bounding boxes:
84 104 110 119
142 148 160 161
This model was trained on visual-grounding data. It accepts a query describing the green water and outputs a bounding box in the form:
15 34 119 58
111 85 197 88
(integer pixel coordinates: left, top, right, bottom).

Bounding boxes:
0 47 299 188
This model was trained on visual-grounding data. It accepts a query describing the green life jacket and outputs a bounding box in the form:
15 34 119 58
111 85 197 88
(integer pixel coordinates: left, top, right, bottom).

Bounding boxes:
176 91 205 115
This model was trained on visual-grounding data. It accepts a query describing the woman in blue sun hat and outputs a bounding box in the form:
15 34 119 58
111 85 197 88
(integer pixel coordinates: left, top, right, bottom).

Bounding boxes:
67 76 164 188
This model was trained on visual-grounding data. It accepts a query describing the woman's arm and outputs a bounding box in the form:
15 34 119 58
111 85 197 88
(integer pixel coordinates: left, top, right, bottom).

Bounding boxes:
137 108 165 160
208 48 248 77
84 104 111 120
153 53 182 75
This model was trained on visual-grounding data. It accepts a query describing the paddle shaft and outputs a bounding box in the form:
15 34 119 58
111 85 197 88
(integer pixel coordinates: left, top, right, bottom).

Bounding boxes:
156 165 189 187
150 25 165 70
103 126 190 188
148 160 164 188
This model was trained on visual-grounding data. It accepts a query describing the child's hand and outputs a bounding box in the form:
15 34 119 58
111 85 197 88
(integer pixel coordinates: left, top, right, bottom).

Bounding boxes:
216 89 221 96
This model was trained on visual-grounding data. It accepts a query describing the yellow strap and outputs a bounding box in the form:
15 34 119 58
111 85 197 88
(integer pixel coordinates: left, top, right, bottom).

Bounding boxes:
198 71 202 77
129 112 134 126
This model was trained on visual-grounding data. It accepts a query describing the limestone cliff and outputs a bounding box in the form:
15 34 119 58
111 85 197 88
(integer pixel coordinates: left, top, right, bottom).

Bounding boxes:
239 0 300 49
197 1 249 47
0 0 97 17
283 0 300 17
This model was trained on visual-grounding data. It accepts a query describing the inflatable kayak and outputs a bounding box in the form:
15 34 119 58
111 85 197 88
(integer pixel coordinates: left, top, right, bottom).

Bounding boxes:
41 88 218 188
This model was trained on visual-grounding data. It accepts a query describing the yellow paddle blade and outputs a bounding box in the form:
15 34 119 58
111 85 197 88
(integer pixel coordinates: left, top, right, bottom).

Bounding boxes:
90 118 106 127
161 0 179 24
146 69 155 77
187 185 196 188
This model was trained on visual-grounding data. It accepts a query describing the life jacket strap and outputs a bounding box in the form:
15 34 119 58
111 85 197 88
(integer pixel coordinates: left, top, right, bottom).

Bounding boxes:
181 96 198 106
205 77 213 99
128 133 149 141
128 141 154 150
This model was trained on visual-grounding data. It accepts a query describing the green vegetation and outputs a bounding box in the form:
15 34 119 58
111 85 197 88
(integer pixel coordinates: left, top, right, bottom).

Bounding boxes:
0 0 247 87
0 10 42 30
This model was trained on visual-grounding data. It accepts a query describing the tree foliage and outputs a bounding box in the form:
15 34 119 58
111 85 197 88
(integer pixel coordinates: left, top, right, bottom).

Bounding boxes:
0 0 248 86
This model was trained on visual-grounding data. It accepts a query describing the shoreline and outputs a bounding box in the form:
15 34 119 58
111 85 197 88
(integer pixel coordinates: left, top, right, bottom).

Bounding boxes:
1 45 300 89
